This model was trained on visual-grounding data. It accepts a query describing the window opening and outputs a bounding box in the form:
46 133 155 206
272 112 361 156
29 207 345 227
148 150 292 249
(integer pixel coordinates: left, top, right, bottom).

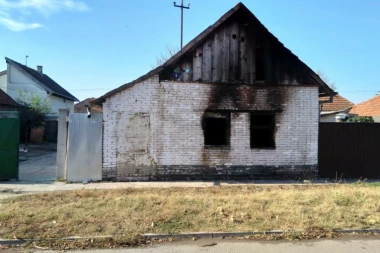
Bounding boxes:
204 112 230 146
250 113 275 148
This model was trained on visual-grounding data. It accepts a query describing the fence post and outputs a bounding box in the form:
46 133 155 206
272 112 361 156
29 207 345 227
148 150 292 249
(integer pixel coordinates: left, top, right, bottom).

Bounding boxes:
56 108 70 180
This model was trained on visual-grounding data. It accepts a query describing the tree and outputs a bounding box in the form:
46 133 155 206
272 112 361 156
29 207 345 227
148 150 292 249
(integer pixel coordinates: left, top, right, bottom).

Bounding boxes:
15 90 51 143
316 70 337 91
151 45 179 69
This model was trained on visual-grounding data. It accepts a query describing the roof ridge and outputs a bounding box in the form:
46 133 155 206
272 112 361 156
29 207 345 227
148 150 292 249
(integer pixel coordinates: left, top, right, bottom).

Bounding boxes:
5 57 79 102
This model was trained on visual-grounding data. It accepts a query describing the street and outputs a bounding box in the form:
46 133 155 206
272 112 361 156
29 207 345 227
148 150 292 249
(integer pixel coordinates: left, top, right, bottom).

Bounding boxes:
2 236 380 253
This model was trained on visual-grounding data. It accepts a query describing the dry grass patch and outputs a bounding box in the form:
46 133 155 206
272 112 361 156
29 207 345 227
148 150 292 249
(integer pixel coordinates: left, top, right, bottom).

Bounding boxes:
1 184 380 240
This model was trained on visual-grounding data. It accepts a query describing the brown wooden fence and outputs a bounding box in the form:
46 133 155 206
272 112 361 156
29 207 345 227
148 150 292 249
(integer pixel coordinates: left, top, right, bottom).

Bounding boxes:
319 123 380 178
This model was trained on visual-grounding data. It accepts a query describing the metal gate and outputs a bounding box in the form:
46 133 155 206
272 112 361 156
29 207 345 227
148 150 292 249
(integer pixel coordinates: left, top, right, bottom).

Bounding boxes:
0 111 20 179
66 113 102 182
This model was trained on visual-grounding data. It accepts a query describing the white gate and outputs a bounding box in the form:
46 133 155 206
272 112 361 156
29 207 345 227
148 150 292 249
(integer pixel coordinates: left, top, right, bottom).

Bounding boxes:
66 113 102 182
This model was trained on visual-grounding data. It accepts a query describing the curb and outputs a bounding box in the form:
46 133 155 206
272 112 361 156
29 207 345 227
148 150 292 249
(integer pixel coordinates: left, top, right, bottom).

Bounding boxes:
142 228 380 239
1 229 379 246
0 235 113 246
142 230 292 239
0 239 27 246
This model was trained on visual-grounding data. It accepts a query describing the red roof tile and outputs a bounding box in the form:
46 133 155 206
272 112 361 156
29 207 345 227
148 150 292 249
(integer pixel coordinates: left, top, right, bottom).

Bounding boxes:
350 94 380 117
319 95 354 112
0 89 18 107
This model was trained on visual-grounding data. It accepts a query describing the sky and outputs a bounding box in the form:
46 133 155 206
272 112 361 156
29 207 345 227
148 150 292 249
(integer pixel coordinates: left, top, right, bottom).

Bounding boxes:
0 0 379 103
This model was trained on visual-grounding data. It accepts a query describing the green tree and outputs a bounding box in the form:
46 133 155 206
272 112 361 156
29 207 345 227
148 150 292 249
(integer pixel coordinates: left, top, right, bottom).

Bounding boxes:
16 90 51 143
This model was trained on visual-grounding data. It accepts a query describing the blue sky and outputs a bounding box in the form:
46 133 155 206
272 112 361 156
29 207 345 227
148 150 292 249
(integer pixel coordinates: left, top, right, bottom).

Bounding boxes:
0 0 379 103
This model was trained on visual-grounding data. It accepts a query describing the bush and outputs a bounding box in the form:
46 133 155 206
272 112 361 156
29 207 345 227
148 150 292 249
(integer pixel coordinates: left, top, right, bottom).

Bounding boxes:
16 90 51 142
347 116 374 123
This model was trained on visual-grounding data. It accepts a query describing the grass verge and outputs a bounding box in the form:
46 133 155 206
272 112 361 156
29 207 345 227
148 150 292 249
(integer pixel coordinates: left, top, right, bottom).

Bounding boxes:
1 184 380 248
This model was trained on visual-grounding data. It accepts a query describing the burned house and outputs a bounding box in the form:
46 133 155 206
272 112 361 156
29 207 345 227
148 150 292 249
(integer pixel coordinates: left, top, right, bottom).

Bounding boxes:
95 3 334 181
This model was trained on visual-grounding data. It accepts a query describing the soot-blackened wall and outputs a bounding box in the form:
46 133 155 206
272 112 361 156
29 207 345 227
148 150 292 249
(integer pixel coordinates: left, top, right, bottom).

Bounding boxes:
102 76 319 181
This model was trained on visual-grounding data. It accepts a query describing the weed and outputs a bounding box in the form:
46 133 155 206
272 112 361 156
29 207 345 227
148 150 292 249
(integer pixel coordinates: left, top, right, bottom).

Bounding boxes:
0 185 380 242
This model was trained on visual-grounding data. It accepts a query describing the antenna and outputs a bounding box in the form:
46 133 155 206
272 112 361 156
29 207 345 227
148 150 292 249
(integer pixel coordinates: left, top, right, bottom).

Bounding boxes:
25 55 29 66
173 0 190 49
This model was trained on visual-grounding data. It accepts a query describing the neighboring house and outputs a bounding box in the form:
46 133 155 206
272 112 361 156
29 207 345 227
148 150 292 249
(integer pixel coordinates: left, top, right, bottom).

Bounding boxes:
74 97 102 114
95 2 334 181
350 94 380 122
0 57 78 118
0 70 6 90
319 95 354 122
0 89 18 111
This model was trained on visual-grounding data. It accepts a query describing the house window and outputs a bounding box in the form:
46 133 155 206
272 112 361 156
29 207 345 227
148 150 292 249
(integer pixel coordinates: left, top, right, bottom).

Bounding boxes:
255 40 265 82
250 113 275 149
203 112 230 146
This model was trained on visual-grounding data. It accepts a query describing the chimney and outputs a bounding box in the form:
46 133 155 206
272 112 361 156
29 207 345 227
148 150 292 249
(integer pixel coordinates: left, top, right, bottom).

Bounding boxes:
37 65 43 75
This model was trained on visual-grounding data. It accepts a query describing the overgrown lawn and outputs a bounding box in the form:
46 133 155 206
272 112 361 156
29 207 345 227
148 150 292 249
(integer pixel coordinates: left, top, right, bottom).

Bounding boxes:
1 184 380 240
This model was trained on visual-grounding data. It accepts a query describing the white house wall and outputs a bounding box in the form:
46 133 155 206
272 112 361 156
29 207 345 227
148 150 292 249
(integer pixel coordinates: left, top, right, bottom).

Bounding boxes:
7 64 47 100
0 73 7 93
320 114 337 122
102 76 319 181
48 95 74 117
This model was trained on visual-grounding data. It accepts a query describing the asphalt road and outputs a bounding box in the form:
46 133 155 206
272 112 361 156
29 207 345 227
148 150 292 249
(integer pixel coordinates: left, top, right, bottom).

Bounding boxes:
2 236 380 253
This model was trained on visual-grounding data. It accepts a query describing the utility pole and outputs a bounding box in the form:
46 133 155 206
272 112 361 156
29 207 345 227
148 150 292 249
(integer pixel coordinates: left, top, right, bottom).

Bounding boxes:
173 0 190 49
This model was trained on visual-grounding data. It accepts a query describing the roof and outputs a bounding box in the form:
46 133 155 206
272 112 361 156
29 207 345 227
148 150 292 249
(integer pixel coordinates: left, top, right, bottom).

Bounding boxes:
95 2 334 104
0 89 18 107
74 98 102 113
0 70 6 76
5 57 79 102
349 94 380 117
320 95 354 112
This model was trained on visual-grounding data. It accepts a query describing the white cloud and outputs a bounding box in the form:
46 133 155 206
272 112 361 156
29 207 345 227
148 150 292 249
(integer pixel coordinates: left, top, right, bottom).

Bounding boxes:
0 0 90 15
0 16 42 31
0 0 89 31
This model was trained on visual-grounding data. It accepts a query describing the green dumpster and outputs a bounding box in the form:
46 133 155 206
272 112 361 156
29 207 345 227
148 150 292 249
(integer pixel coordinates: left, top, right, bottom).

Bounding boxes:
0 111 20 180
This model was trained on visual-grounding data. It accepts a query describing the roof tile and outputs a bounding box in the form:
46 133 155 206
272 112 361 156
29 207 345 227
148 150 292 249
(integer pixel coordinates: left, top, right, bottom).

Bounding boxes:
0 89 18 107
319 95 354 112
350 94 380 116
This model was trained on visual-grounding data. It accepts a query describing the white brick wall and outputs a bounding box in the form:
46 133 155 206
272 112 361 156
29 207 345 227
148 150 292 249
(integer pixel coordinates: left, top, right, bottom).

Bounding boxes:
102 75 319 179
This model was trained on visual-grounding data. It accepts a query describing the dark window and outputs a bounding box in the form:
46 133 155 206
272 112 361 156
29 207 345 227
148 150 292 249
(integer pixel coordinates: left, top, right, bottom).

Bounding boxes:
204 112 230 146
256 40 265 82
250 114 275 149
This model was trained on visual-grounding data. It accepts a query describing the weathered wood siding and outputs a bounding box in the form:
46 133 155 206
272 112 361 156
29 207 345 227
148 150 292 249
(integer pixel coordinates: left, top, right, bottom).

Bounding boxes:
161 20 314 85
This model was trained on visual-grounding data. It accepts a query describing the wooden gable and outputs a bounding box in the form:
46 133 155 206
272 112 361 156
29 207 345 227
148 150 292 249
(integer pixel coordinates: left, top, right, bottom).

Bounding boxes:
160 3 326 88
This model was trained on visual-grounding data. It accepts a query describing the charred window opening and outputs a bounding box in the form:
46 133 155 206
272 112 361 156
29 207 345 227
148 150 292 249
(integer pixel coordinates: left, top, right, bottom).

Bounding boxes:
256 40 265 82
203 112 230 146
250 113 275 149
